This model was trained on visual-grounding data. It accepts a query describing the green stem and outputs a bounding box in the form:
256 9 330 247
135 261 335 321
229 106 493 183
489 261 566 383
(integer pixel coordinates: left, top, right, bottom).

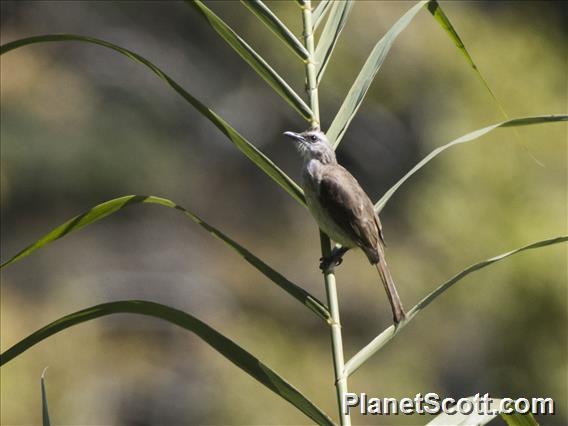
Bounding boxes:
302 2 350 424
320 233 350 426
302 0 320 129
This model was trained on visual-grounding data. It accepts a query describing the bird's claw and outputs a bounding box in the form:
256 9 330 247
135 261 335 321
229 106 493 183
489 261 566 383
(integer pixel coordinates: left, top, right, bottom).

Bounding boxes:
319 255 343 272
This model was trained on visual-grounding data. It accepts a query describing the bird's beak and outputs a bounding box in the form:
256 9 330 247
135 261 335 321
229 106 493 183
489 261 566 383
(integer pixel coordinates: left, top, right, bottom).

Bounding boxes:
283 131 305 142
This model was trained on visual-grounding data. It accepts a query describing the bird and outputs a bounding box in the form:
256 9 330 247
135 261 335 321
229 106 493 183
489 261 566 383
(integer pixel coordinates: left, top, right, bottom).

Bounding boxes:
284 128 405 324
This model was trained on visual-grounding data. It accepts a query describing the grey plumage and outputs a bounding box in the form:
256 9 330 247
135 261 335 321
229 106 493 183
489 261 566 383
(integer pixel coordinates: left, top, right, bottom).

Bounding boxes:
284 129 405 324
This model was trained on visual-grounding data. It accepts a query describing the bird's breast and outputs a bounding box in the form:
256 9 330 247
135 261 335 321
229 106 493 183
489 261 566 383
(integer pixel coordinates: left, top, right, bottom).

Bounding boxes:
301 163 356 248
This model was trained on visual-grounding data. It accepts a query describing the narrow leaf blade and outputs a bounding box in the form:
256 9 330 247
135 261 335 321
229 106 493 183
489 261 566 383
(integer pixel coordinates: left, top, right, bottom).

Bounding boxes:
314 0 354 83
1 301 335 425
0 195 330 322
312 0 332 31
0 34 306 207
410 236 568 317
427 396 539 426
502 410 539 426
375 115 568 213
344 236 568 376
187 0 312 120
41 368 51 426
327 0 427 147
426 396 496 425
427 0 509 119
241 0 309 60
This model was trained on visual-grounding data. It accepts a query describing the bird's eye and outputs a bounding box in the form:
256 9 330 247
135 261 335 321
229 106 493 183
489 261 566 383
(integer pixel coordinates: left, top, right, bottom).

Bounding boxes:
309 134 317 142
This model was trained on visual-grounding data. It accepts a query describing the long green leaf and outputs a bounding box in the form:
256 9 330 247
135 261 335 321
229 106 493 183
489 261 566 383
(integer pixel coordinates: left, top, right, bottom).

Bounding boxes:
0 301 335 425
375 114 568 213
187 0 312 120
314 0 353 84
502 410 540 426
344 236 568 377
327 0 427 147
312 0 332 31
427 396 539 426
0 195 330 322
41 368 51 426
0 34 306 207
427 0 509 120
426 396 497 425
241 0 309 60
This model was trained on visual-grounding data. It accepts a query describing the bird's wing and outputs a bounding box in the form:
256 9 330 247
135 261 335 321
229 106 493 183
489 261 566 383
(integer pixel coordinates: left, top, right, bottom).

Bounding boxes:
375 212 386 247
319 166 382 254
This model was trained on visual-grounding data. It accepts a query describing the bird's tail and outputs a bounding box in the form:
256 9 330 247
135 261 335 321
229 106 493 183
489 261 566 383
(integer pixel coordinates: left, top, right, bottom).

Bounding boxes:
374 250 406 325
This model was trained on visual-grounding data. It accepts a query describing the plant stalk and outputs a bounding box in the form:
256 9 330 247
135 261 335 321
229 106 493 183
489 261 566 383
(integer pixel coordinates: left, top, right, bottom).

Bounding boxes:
301 0 320 129
320 233 350 425
302 2 350 424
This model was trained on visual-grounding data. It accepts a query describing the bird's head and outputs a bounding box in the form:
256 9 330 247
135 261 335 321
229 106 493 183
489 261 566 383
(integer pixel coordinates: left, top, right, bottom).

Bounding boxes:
283 129 337 164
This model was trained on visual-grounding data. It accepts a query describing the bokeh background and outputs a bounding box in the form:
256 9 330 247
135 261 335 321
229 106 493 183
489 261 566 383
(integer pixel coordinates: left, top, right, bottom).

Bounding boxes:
1 1 566 425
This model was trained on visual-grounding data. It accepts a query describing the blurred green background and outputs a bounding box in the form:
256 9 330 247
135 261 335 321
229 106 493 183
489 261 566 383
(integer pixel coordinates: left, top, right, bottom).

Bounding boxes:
1 1 566 424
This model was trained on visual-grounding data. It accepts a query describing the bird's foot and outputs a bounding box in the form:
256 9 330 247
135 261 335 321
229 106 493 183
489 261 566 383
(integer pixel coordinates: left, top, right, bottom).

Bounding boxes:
319 247 348 272
319 255 343 271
